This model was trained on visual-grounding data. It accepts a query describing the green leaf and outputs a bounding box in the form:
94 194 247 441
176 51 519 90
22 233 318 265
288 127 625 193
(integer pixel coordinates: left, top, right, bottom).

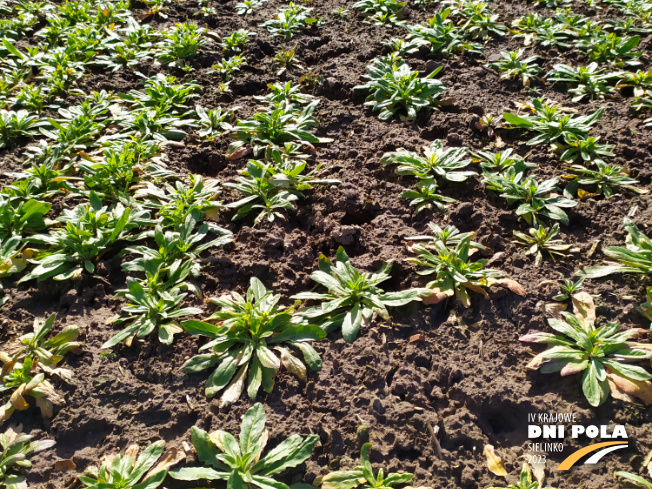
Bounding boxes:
257 345 281 370
206 351 239 397
582 362 599 407
20 199 51 223
247 355 263 401
615 471 652 488
189 426 223 469
170 466 228 481
44 325 79 350
269 325 325 343
2 38 23 58
249 277 268 302
292 342 322 371
252 475 290 489
311 271 345 293
227 470 245 489
167 307 202 319
4 474 28 489
383 473 413 486
130 441 165 482
378 289 423 307
182 320 223 337
335 246 350 263
33 314 56 342
215 431 241 459
503 112 533 127
132 469 167 489
101 321 141 349
109 207 131 242
579 265 630 278
181 354 220 373
360 444 374 482
261 365 275 394
621 35 640 52
547 318 585 343
240 403 267 456
253 435 319 476
341 303 363 343
603 360 652 381
321 470 366 489
582 362 608 407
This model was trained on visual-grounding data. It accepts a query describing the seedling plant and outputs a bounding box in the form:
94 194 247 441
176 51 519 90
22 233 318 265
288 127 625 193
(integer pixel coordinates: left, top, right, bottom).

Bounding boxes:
171 403 319 486
293 247 426 342
181 278 324 405
520 292 652 406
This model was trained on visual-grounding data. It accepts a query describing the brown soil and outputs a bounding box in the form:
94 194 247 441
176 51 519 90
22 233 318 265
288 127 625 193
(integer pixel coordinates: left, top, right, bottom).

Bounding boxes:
1 0 651 488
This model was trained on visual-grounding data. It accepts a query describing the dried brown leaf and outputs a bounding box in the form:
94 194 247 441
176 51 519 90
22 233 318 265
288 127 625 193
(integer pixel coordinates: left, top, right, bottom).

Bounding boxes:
643 449 652 478
226 146 251 160
54 459 77 471
0 405 13 424
529 459 545 485
544 302 567 319
10 387 29 411
494 278 526 296
484 444 507 477
1 360 15 379
277 347 307 382
587 240 601 258
144 446 184 479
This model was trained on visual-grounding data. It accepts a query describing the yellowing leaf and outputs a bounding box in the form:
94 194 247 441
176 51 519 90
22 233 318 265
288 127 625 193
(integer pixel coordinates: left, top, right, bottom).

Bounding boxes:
465 282 490 298
125 444 140 463
572 291 595 331
526 351 549 370
204 208 222 221
219 364 247 408
484 444 507 477
422 288 453 305
322 473 366 489
254 429 268 464
35 397 54 418
607 370 652 405
10 387 29 411
277 347 307 381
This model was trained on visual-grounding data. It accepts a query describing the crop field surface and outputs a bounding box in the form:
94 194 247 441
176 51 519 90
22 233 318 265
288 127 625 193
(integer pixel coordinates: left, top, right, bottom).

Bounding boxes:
0 0 651 487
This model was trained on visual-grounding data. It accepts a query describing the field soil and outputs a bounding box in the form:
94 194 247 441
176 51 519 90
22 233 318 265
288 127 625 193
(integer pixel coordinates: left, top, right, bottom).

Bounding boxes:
1 0 651 488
